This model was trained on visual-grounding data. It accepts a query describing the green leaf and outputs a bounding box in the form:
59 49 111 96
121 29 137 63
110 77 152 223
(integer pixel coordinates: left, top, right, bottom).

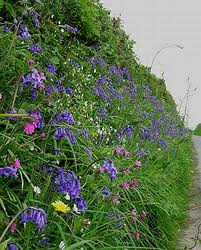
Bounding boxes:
0 0 4 10
4 3 16 18
50 56 60 65
0 239 10 250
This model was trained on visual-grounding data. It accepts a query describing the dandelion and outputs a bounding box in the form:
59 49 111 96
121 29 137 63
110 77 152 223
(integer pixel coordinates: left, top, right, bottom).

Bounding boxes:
52 200 70 213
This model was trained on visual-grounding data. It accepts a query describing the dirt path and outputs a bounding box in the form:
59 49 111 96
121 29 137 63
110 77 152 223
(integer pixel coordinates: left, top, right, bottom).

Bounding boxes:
180 135 201 249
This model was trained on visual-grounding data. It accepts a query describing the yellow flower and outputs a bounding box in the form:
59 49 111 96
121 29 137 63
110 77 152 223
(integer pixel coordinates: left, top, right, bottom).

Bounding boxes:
52 200 70 213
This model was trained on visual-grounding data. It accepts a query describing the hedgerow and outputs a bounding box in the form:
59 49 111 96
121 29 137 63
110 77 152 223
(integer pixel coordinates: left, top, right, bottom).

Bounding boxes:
0 0 192 249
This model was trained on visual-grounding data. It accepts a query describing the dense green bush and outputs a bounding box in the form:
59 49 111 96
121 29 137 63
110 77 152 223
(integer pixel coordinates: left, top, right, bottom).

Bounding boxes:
0 1 192 249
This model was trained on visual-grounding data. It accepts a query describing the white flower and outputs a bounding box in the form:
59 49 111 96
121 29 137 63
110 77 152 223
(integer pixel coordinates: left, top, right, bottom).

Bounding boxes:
72 204 80 214
65 193 70 201
33 186 41 194
0 93 2 100
59 241 65 250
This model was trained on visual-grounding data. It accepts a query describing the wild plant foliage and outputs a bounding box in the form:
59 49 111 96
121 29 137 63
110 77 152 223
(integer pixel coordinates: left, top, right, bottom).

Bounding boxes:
0 1 192 249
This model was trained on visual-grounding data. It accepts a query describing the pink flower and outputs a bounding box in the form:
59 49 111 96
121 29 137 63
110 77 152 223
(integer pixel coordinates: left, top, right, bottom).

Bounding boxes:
111 196 119 204
11 158 21 169
40 132 46 138
28 59 35 65
99 165 105 174
123 151 130 157
9 222 17 233
140 210 146 220
114 146 122 154
134 160 141 168
40 72 46 81
132 230 140 240
121 182 130 191
130 179 139 188
24 123 36 135
121 168 130 174
130 208 137 216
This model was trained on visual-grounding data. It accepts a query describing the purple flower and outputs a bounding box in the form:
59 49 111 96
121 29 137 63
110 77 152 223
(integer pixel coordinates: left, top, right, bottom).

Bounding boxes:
7 108 18 121
51 169 81 199
29 110 44 129
51 110 74 126
8 243 18 250
2 25 9 32
0 166 18 178
116 214 122 229
47 64 56 75
54 148 63 155
18 26 31 39
33 12 40 27
103 188 111 197
74 195 87 211
20 207 47 229
98 107 107 120
30 88 37 101
54 127 66 140
45 85 54 96
90 56 106 68
29 44 42 54
66 87 73 96
65 26 78 34
103 160 117 181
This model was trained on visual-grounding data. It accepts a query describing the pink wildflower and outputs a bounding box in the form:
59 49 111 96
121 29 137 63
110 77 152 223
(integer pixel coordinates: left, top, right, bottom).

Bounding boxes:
122 182 130 191
99 165 105 174
132 230 140 240
9 222 17 233
121 168 130 174
40 72 46 81
111 196 119 204
114 146 122 154
40 132 46 138
24 123 36 135
123 151 130 157
130 179 139 188
130 208 137 216
140 210 146 220
11 158 21 169
28 59 35 65
134 160 141 168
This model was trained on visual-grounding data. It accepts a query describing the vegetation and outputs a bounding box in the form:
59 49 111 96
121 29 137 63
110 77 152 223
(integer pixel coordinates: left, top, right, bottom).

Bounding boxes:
0 0 193 249
194 123 201 136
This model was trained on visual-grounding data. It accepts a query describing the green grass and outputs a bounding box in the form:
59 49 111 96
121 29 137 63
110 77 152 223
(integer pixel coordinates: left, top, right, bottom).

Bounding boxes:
0 0 193 249
194 124 201 136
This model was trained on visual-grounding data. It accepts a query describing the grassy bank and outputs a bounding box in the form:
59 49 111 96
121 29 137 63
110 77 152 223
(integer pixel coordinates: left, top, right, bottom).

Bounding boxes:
0 1 193 249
